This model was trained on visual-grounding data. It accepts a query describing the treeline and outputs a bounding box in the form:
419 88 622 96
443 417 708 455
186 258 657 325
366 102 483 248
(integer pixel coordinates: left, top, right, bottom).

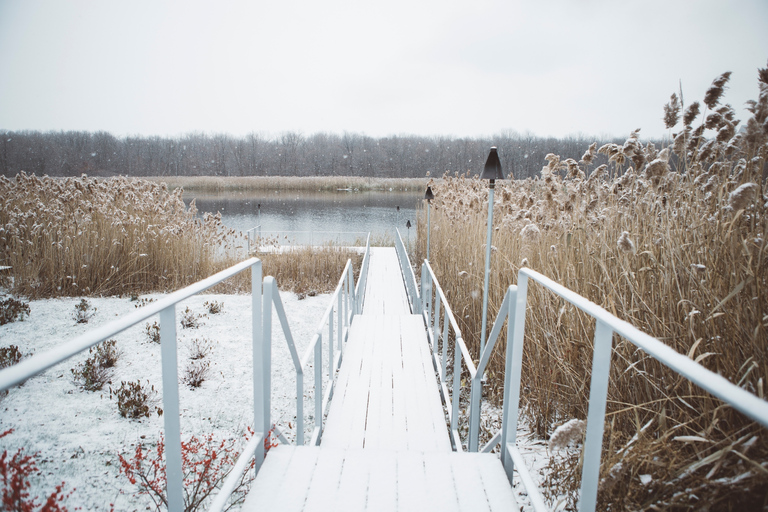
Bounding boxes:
0 130 636 180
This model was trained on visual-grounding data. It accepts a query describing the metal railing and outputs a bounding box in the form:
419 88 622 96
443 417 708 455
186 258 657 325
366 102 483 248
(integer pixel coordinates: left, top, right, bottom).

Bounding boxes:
394 228 420 313
499 268 768 512
212 235 370 511
261 259 358 447
0 258 264 512
245 225 262 254
413 262 768 511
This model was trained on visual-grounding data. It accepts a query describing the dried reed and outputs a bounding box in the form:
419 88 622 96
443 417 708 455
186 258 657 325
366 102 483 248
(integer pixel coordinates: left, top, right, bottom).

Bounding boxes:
417 68 768 509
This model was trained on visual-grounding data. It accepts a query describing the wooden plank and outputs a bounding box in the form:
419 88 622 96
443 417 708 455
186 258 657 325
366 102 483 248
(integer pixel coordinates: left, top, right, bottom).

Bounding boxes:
244 448 518 511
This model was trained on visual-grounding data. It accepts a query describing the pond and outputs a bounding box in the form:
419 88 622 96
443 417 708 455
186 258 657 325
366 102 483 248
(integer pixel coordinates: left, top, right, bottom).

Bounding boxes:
187 190 423 246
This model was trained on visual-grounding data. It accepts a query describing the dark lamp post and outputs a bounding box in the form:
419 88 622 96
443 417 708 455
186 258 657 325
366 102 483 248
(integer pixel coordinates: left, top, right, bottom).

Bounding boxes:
480 147 504 356
424 186 435 261
406 219 412 253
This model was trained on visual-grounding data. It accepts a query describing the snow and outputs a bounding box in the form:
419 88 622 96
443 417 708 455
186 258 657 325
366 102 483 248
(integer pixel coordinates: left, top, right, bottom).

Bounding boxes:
0 290 331 510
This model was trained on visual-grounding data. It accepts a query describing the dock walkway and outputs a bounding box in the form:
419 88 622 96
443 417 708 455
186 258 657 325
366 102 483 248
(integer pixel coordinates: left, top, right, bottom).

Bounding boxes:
243 248 517 511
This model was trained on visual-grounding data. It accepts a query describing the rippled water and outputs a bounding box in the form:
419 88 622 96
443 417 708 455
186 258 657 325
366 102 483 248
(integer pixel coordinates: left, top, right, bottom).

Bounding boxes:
187 189 423 245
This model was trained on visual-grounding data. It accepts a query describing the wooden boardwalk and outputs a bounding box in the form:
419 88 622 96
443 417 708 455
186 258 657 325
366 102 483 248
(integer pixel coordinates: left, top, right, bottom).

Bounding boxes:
243 248 517 511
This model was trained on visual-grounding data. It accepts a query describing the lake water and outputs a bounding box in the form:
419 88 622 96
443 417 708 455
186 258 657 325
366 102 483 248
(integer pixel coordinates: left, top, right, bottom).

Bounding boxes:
187 190 423 246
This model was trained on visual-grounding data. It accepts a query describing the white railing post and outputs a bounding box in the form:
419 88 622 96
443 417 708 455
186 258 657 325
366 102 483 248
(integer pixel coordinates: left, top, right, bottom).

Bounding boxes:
500 285 520 482
329 306 336 372
314 334 323 443
262 278 274 449
451 338 462 445
440 312 449 380
251 261 266 472
468 377 482 452
160 305 184 512
432 294 441 350
579 320 614 512
337 291 343 352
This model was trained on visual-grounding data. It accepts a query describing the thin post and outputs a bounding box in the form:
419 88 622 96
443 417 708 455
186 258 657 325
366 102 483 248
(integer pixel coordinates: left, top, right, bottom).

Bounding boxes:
468 377 482 451
337 291 342 352
426 201 431 261
451 339 462 435
251 261 265 471
579 320 614 512
480 182 496 356
262 278 274 451
328 311 334 378
440 311 449 380
500 285 521 482
160 305 183 512
432 293 441 350
314 335 322 442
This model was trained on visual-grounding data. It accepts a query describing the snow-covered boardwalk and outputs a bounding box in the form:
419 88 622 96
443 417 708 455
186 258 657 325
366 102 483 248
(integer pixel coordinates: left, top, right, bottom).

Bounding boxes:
243 248 518 511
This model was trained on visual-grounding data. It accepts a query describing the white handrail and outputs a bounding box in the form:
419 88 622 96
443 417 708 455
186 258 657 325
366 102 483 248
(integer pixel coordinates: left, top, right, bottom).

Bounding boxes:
501 268 768 512
394 228 420 312
0 258 263 512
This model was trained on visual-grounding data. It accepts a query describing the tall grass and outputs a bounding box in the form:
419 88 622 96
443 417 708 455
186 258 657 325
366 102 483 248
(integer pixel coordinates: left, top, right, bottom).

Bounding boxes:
418 69 768 509
146 176 427 193
257 246 363 295
0 174 239 298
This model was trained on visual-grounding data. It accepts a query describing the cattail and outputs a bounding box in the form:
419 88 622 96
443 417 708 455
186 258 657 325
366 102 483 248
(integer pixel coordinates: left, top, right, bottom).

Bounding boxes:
521 223 541 243
703 71 732 109
520 257 529 267
728 182 758 211
683 102 701 127
581 142 598 166
549 419 586 451
617 231 635 254
663 93 681 129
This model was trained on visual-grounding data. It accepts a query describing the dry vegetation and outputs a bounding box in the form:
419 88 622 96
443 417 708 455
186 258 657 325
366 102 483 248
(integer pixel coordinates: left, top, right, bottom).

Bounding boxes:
147 175 427 193
417 69 768 509
0 174 362 299
257 246 363 296
0 175 237 298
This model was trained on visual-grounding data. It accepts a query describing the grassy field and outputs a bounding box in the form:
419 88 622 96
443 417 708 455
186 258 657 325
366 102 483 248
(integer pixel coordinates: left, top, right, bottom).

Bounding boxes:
416 71 768 509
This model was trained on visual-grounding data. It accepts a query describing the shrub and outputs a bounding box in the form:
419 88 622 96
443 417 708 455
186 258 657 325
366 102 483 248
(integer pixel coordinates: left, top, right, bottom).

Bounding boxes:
0 429 75 511
111 381 158 419
203 300 223 315
134 297 156 309
0 298 30 326
0 345 23 370
145 322 161 344
72 298 95 324
117 431 255 511
182 360 210 389
71 340 120 391
188 338 212 360
180 307 203 329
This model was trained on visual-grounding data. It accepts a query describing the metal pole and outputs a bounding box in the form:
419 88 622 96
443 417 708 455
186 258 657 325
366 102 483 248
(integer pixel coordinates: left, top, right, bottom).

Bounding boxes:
426 202 431 261
480 181 495 356
160 305 184 512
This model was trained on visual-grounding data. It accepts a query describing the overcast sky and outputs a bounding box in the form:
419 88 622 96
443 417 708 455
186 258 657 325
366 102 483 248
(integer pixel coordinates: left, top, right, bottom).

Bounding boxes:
0 0 766 140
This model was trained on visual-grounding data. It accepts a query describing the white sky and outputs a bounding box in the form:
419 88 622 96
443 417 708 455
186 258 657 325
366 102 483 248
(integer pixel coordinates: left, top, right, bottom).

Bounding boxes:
0 0 766 140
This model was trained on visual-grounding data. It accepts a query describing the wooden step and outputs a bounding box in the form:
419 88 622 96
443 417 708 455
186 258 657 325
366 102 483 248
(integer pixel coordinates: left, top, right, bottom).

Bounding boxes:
242 445 519 512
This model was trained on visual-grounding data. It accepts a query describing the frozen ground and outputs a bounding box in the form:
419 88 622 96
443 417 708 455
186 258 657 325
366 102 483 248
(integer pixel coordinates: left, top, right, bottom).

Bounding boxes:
1 289 561 511
0 290 331 511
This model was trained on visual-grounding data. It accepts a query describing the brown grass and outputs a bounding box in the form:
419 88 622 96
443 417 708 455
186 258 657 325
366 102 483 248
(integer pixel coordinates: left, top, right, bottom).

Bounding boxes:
257 246 363 296
145 175 427 193
0 174 237 298
417 69 768 509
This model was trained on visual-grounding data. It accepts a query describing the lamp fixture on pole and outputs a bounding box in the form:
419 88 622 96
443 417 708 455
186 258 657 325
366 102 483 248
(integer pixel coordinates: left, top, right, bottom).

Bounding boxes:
424 186 434 261
405 219 412 253
479 147 504 357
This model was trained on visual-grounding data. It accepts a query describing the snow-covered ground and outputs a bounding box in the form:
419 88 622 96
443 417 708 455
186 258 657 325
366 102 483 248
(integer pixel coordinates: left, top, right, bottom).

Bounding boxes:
1 288 561 511
1 290 332 510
